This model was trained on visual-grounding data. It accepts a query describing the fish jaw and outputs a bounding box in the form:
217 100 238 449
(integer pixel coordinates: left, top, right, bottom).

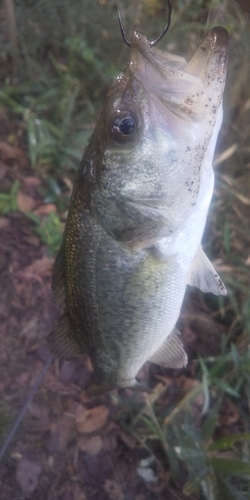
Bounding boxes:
96 27 228 238
130 26 228 123
49 28 229 393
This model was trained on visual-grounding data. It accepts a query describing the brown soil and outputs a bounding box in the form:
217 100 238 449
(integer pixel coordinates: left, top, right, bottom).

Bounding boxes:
0 136 241 500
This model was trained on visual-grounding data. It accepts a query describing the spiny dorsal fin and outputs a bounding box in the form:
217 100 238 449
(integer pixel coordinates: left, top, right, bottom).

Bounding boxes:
47 313 82 360
149 328 187 369
187 247 227 296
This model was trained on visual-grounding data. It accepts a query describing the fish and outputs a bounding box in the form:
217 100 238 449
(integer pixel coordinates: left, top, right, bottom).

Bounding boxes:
48 24 228 392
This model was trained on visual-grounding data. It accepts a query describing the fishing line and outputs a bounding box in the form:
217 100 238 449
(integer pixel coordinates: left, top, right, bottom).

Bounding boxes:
0 354 54 462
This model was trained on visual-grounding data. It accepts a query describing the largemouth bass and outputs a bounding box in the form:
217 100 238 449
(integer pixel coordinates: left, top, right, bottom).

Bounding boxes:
48 25 228 391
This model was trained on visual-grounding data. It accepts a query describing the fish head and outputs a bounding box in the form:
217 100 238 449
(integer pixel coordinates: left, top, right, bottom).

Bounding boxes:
93 27 228 233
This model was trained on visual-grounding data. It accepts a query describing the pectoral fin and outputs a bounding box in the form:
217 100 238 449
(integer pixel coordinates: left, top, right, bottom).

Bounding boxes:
149 328 188 369
47 313 82 359
188 247 227 296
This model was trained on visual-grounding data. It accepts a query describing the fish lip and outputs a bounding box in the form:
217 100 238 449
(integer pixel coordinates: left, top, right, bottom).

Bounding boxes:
128 27 228 123
207 26 229 50
130 26 228 75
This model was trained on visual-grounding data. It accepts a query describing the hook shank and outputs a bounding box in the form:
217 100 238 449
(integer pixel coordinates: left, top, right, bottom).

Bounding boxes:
117 0 172 48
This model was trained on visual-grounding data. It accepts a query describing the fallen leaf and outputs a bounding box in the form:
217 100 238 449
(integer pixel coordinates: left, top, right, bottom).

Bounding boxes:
60 360 77 384
60 359 92 388
103 480 124 500
23 234 40 246
219 399 240 427
0 141 26 164
71 484 87 500
47 414 75 452
17 192 37 212
118 429 136 449
79 435 103 455
28 402 49 424
15 255 54 282
245 255 250 266
102 427 118 452
16 457 42 495
75 405 109 434
23 176 41 187
0 216 9 229
177 376 205 409
34 203 57 215
43 371 69 393
16 371 30 387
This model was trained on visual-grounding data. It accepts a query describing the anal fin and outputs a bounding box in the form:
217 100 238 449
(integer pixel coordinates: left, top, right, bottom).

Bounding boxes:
187 246 227 296
47 313 82 360
149 328 187 369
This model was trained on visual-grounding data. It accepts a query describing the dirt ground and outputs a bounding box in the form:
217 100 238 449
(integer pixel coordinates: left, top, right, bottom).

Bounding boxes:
0 135 242 500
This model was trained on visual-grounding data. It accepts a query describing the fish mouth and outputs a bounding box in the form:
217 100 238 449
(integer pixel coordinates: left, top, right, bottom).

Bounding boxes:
130 27 228 122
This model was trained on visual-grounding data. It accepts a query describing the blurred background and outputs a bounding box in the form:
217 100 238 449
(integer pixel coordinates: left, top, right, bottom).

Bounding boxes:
0 1 250 499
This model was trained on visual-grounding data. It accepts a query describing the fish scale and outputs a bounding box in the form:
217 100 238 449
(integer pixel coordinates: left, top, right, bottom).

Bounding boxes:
48 26 228 391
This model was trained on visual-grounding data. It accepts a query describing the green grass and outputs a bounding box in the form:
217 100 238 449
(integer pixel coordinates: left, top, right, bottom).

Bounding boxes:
0 180 19 213
1 0 250 497
115 342 250 498
25 211 63 256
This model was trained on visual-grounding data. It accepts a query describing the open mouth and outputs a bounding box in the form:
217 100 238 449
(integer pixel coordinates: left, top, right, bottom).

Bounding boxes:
130 27 228 122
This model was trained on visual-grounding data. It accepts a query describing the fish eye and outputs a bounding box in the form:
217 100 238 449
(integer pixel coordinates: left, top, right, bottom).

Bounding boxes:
109 110 140 144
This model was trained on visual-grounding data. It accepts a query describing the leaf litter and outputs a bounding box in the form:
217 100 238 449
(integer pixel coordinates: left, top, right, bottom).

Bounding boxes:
1 4 250 498
0 141 248 499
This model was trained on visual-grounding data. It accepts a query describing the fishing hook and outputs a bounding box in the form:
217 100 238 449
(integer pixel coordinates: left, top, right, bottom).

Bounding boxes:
117 0 172 48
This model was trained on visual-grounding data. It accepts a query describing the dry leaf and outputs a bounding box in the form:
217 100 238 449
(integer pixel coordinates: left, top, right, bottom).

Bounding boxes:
0 141 26 163
23 176 41 187
103 480 124 500
0 216 9 229
43 371 68 393
245 256 250 266
75 405 109 434
17 192 37 212
34 203 57 215
79 435 103 455
47 414 75 452
219 399 240 427
15 255 54 282
181 376 204 407
28 402 49 424
118 429 136 449
71 484 87 500
16 457 42 495
16 371 30 387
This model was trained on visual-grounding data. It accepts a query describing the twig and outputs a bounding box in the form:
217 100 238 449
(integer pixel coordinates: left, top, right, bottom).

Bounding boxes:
3 0 18 75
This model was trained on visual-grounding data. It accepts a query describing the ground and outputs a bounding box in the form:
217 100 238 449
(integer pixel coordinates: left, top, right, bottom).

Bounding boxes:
0 129 244 500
